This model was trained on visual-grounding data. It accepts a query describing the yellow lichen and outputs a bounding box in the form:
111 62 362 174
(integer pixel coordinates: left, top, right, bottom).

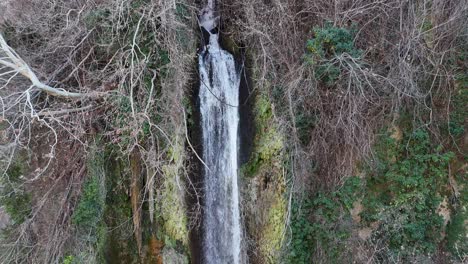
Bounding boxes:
259 193 287 262
160 135 189 247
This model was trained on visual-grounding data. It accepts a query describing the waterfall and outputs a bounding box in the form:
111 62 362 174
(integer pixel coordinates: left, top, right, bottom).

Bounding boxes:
198 1 243 263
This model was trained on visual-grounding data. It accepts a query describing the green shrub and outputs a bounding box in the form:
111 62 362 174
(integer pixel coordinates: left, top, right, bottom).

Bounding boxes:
446 181 467 259
286 199 314 263
361 128 454 255
305 22 362 85
446 205 467 259
286 177 361 263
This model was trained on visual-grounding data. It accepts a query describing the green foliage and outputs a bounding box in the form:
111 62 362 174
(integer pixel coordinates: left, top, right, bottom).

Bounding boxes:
157 142 189 253
72 176 104 232
104 0 174 146
72 149 106 237
306 22 361 58
101 154 138 262
305 22 362 85
446 177 467 259
103 152 132 220
62 255 75 264
286 177 361 263
286 201 313 263
0 160 31 224
361 128 454 255
446 203 467 258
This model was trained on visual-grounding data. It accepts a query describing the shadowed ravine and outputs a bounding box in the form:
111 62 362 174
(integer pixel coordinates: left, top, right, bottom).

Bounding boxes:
198 1 244 263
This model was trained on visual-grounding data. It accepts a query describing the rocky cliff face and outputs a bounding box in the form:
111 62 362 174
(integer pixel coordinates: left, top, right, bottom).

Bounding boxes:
0 1 467 264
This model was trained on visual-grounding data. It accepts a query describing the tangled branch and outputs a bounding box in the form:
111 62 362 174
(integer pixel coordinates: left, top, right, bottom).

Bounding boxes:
0 33 103 99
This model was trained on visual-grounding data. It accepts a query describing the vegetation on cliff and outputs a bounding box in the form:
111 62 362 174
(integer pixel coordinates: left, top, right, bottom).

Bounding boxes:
0 0 466 263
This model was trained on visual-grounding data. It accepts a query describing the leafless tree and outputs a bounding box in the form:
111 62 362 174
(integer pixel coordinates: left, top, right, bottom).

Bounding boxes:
0 0 200 263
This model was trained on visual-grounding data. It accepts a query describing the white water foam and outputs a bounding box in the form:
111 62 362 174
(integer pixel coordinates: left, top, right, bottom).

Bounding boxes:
198 1 243 263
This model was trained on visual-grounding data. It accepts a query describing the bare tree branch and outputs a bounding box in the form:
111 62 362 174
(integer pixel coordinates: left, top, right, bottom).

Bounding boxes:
0 33 103 99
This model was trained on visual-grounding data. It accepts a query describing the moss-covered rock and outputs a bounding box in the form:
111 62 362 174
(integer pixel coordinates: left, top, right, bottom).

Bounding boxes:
242 95 283 178
159 134 189 253
162 247 189 264
259 193 287 261
241 64 287 262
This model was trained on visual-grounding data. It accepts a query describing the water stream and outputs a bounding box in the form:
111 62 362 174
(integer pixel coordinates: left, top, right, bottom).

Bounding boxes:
198 1 243 263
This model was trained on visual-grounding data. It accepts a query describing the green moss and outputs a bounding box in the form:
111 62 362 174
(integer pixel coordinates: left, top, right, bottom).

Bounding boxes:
72 175 104 228
62 255 75 264
57 142 109 264
72 152 106 233
105 156 132 219
240 74 287 263
67 143 108 263
0 157 31 224
159 140 189 249
260 194 287 262
102 151 138 263
242 95 283 177
446 204 467 258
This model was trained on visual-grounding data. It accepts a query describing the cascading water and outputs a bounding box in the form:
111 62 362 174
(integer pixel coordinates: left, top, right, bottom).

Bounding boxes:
198 1 243 263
